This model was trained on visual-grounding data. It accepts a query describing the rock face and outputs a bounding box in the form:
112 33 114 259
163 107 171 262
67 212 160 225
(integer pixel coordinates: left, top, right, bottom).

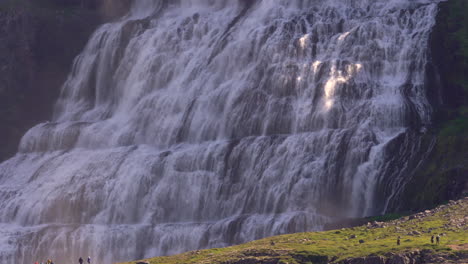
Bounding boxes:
0 0 128 161
385 0 468 213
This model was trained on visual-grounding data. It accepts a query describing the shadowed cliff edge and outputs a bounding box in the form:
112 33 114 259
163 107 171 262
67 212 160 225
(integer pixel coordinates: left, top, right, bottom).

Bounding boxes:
389 0 468 212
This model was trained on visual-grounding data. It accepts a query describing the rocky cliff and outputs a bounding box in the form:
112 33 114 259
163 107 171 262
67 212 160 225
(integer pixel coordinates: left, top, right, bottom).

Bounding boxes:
390 0 468 212
0 0 132 161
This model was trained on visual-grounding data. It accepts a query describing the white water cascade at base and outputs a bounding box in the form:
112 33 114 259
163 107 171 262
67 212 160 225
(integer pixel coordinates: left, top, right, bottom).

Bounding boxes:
0 0 442 263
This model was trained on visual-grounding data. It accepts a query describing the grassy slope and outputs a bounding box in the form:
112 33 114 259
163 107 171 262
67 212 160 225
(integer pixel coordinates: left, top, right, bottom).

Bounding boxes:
120 198 468 264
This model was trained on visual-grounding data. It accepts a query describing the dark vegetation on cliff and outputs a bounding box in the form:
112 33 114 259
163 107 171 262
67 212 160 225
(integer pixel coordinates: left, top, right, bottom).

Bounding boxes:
393 0 468 212
0 0 131 161
431 0 468 125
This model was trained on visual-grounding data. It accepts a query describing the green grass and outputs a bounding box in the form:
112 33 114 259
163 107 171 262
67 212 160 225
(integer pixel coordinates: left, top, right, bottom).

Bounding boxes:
365 213 407 223
119 200 468 264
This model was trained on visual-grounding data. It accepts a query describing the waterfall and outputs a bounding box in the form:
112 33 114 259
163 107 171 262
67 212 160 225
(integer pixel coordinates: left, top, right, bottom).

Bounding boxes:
0 0 442 263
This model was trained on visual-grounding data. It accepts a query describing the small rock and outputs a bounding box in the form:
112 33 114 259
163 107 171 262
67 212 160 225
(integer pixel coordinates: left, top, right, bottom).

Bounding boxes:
359 239 365 244
349 234 357 239
136 262 149 264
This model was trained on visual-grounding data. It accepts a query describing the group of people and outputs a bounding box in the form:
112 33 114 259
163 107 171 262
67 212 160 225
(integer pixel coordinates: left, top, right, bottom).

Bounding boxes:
34 256 91 264
431 234 441 244
397 234 441 245
79 257 91 264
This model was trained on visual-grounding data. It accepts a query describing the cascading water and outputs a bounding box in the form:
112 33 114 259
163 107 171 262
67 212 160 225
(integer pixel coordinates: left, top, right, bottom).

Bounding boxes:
0 0 443 263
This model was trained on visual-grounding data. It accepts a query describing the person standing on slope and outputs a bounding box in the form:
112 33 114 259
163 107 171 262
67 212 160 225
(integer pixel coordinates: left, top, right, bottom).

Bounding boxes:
87 256 91 264
79 257 84 264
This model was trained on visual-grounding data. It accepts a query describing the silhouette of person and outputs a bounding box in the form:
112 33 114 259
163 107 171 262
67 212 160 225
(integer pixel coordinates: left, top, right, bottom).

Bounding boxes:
79 257 84 264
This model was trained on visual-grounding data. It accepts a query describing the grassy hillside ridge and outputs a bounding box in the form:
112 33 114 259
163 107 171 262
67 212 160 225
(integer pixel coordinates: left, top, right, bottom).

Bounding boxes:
119 198 468 264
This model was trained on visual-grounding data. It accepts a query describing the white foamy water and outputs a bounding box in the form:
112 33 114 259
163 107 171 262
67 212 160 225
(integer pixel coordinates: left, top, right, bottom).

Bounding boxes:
0 0 442 263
